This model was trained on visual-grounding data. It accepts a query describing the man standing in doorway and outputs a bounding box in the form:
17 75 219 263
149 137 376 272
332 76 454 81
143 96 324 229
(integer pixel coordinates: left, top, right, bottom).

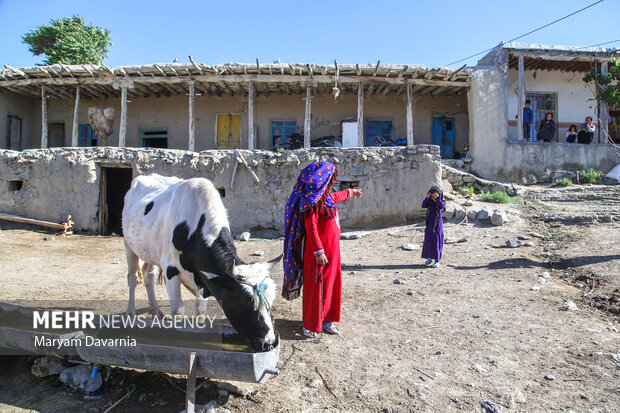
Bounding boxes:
522 100 533 141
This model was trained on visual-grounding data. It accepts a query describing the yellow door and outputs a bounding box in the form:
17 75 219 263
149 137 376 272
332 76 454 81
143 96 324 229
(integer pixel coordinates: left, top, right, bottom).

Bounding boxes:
217 114 241 149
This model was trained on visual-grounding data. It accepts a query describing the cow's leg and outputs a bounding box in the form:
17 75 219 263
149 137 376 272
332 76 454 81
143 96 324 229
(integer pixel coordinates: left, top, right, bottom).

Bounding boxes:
143 263 164 318
164 264 186 318
125 243 140 317
180 276 210 316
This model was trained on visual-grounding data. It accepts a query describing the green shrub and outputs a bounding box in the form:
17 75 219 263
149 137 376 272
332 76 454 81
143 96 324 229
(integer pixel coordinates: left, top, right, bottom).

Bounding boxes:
579 169 601 184
457 186 474 195
551 178 573 187
479 190 511 203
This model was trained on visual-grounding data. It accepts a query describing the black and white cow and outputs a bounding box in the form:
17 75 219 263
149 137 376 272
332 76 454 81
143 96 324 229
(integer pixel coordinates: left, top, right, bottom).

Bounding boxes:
122 173 279 351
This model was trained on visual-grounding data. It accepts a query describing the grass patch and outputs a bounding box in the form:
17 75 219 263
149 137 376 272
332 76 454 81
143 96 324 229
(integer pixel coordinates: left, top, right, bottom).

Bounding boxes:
479 190 512 203
551 178 573 187
457 186 475 195
578 169 601 184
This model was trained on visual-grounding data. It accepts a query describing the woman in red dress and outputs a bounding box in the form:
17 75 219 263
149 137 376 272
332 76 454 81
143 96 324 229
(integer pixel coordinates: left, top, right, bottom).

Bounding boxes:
282 162 362 337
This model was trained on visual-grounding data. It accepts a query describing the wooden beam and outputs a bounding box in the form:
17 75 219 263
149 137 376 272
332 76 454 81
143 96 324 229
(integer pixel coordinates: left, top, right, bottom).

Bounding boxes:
381 84 392 96
599 61 609 143
357 82 364 146
221 82 234 96
237 82 247 96
406 83 414 146
307 64 313 77
188 55 203 74
5 65 26 77
256 58 260 74
119 86 128 147
41 86 47 148
304 87 311 148
188 81 195 151
0 74 469 88
373 60 380 76
0 213 68 231
398 65 408 78
517 55 525 141
248 81 254 150
71 85 80 146
448 64 467 81
356 64 361 76
367 83 375 95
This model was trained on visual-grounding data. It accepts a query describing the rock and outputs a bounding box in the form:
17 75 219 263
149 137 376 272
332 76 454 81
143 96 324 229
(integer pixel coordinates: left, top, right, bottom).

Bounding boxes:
491 210 508 226
341 231 370 240
459 188 471 196
444 192 456 200
540 272 550 279
31 356 65 377
462 175 476 184
517 235 530 240
251 250 264 256
59 365 102 393
111 259 121 264
463 200 474 207
307 378 323 389
538 277 547 284
445 237 467 244
530 285 543 291
522 241 534 247
400 244 420 251
506 239 522 248
443 206 455 219
472 364 490 373
477 209 492 220
544 374 555 381
466 209 478 220
407 291 414 296
393 279 406 284
453 208 466 221
530 232 544 239
563 300 578 311
237 232 251 241
480 400 501 413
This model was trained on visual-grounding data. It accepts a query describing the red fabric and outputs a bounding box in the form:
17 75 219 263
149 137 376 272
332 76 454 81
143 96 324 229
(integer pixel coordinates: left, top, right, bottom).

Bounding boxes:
302 189 351 332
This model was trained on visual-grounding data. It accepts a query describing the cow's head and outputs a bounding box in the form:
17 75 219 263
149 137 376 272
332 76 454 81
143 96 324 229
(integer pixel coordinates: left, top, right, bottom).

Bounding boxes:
200 255 281 352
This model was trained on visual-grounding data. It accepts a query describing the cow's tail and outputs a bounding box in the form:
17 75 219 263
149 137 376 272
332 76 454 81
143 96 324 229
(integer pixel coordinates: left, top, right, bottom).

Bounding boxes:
157 267 164 285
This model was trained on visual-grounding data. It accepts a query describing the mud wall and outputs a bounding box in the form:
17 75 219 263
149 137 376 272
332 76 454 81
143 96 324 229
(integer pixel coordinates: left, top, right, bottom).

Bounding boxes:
0 146 441 233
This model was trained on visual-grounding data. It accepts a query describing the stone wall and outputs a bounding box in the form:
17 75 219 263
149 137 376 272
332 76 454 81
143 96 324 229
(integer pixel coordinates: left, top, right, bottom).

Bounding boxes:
0 146 441 233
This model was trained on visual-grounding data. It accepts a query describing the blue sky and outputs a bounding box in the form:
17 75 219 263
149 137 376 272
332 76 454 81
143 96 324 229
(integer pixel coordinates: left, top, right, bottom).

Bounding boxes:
0 0 618 69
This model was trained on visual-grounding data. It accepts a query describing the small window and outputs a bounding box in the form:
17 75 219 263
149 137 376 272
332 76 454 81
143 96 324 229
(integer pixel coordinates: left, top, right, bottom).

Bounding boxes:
79 124 99 147
216 187 226 198
271 121 298 150
365 120 393 146
8 180 23 192
141 129 169 148
339 180 359 190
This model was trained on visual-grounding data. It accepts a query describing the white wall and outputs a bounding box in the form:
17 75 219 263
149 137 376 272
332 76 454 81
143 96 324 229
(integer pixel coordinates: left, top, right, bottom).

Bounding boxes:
507 69 597 140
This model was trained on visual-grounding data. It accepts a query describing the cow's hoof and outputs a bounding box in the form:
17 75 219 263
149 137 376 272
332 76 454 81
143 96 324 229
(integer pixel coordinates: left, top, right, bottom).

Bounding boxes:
126 309 136 318
151 309 165 319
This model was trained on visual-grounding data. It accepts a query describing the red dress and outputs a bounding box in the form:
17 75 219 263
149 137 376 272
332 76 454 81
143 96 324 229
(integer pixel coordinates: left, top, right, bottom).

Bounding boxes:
302 189 352 333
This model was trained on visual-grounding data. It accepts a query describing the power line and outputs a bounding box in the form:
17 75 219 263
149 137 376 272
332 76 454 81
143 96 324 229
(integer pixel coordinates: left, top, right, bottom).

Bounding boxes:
444 0 606 66
582 38 620 49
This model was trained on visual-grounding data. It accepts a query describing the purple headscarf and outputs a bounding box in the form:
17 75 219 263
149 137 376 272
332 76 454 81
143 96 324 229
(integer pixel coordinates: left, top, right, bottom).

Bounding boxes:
282 162 337 300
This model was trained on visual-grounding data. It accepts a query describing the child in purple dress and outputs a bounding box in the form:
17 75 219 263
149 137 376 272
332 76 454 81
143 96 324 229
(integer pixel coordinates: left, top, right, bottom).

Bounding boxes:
421 186 445 268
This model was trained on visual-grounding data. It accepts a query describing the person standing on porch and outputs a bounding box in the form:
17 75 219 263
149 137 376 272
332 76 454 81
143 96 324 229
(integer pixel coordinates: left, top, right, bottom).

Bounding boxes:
538 112 556 142
522 100 533 141
282 162 362 338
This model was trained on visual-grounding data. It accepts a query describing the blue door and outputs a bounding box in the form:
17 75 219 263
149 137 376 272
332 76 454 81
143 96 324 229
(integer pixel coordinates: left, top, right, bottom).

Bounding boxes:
431 117 455 158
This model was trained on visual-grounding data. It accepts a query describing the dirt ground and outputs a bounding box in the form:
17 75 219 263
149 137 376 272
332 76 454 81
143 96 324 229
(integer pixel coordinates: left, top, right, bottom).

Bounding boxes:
0 184 618 413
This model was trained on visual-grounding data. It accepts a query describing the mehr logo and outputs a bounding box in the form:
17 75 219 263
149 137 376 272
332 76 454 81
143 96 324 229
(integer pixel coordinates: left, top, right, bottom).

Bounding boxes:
33 311 96 329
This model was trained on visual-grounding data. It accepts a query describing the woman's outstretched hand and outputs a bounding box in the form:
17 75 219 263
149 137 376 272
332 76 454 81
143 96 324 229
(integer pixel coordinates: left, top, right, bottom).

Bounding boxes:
351 189 363 198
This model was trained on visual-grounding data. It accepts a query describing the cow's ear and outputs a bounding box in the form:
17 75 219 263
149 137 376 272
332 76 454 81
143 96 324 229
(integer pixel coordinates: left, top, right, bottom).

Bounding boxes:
266 254 283 270
199 271 232 289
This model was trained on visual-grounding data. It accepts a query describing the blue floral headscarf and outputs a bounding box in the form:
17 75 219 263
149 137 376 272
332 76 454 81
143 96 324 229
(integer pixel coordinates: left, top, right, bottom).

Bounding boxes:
282 162 337 300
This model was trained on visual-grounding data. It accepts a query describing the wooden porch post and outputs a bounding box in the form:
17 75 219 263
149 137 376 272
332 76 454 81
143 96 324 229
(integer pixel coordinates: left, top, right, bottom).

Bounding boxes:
406 83 414 146
517 55 525 141
188 81 195 151
71 85 80 147
357 82 364 146
119 86 128 147
304 86 311 148
248 81 254 149
599 61 609 143
41 86 48 148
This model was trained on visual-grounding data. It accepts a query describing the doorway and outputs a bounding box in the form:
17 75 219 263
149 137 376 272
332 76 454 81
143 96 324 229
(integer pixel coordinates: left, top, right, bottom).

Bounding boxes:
431 116 456 158
99 166 133 235
7 116 22 150
216 114 241 149
48 123 65 147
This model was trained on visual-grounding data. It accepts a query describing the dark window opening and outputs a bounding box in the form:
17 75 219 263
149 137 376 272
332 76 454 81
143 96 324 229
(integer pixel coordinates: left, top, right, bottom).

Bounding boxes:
79 124 99 146
365 120 393 146
271 120 298 150
141 129 169 148
339 180 359 190
9 180 23 192
217 187 226 198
